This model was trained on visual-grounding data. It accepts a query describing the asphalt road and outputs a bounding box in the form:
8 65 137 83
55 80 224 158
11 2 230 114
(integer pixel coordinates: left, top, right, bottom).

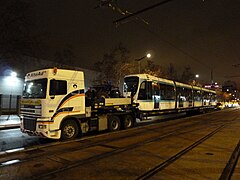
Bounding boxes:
1 108 240 179
0 128 55 152
0 113 186 152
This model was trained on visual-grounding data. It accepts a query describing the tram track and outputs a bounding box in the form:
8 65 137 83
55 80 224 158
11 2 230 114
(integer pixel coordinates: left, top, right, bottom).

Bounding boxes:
0 110 226 161
0 108 229 159
0 118 218 168
220 139 240 180
136 125 226 179
35 124 227 179
0 110 229 163
0 109 238 179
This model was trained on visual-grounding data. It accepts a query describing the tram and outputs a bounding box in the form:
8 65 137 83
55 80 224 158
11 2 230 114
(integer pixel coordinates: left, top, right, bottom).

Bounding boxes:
123 74 217 117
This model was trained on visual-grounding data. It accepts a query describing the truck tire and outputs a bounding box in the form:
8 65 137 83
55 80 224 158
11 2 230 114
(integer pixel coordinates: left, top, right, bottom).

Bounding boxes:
108 115 120 132
61 120 79 140
123 114 134 129
97 91 109 99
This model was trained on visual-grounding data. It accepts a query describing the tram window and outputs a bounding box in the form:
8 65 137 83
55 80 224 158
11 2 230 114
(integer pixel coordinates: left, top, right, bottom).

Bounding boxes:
138 81 152 100
176 87 181 96
185 88 192 101
167 85 175 100
176 87 187 101
203 91 209 100
176 87 183 99
124 76 139 97
177 87 192 101
146 82 153 99
160 84 175 100
211 94 217 101
193 90 201 101
138 81 147 100
152 82 160 95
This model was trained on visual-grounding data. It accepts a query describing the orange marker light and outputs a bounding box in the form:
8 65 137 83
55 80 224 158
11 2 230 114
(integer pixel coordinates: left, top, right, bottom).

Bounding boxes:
53 67 58 75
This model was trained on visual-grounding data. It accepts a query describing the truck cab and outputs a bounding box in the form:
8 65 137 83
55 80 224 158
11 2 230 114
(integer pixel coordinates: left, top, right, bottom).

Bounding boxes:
20 68 85 139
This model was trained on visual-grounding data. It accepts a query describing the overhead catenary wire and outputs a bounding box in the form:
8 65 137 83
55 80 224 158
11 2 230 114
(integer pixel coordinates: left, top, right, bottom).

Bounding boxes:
113 0 175 25
135 21 211 70
108 0 213 71
101 0 210 70
99 0 227 80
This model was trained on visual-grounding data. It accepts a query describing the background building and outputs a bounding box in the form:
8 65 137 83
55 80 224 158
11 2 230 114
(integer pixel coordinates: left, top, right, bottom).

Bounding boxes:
0 57 99 115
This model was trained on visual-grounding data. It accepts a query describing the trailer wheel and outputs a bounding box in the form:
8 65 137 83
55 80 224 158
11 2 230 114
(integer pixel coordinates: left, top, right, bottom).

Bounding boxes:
123 115 134 129
61 120 79 140
108 116 120 132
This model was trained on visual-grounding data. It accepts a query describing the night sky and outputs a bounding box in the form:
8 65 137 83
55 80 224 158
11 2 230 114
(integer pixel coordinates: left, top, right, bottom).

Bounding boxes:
31 0 240 85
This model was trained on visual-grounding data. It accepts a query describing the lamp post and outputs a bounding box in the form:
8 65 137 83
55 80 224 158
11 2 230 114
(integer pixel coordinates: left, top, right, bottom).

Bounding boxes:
135 53 151 74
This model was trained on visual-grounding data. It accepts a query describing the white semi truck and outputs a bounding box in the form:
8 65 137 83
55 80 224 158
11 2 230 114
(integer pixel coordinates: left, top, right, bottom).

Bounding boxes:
20 68 138 140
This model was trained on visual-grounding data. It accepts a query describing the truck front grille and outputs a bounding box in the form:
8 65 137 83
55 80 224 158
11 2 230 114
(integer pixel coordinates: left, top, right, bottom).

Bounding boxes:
23 116 37 131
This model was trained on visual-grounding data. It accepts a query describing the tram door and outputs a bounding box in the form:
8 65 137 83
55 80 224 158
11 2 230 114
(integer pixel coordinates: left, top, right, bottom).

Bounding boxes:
152 82 160 109
177 87 184 108
178 95 184 107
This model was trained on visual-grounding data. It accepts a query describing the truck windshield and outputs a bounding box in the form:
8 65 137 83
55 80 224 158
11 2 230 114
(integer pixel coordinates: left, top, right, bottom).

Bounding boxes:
23 78 47 99
124 77 139 97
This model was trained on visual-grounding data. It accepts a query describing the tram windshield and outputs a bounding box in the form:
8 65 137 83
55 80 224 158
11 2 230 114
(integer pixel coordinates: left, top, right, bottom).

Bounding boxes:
123 77 139 97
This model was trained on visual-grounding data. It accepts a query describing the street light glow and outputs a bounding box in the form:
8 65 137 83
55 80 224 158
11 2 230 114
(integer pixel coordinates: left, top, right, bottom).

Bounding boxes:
195 74 199 78
136 53 152 74
11 71 17 77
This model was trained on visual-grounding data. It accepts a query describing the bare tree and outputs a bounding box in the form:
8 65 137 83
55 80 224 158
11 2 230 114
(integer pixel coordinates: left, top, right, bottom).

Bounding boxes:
180 66 194 84
142 60 165 78
94 53 117 85
165 63 178 80
94 43 137 86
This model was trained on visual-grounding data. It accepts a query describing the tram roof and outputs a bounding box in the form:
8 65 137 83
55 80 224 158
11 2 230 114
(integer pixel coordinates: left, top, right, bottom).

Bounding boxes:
125 74 216 93
125 74 174 84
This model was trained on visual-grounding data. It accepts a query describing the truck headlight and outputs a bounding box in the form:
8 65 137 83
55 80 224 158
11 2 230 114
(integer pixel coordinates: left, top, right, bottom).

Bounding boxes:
38 125 47 129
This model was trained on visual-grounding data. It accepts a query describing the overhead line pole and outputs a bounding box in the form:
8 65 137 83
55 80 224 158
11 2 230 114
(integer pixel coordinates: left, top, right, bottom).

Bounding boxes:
113 0 175 24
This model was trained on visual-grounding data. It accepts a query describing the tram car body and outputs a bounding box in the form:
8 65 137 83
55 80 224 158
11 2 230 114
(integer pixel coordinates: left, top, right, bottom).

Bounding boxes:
123 74 217 117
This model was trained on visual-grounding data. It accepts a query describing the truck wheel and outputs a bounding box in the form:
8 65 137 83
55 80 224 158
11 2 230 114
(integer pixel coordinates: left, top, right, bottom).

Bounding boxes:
97 91 109 99
123 115 134 129
61 120 79 140
108 116 120 132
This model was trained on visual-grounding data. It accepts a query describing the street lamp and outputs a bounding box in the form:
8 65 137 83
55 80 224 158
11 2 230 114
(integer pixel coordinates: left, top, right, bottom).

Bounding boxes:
146 53 151 58
135 53 151 74
192 74 199 86
11 71 17 77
